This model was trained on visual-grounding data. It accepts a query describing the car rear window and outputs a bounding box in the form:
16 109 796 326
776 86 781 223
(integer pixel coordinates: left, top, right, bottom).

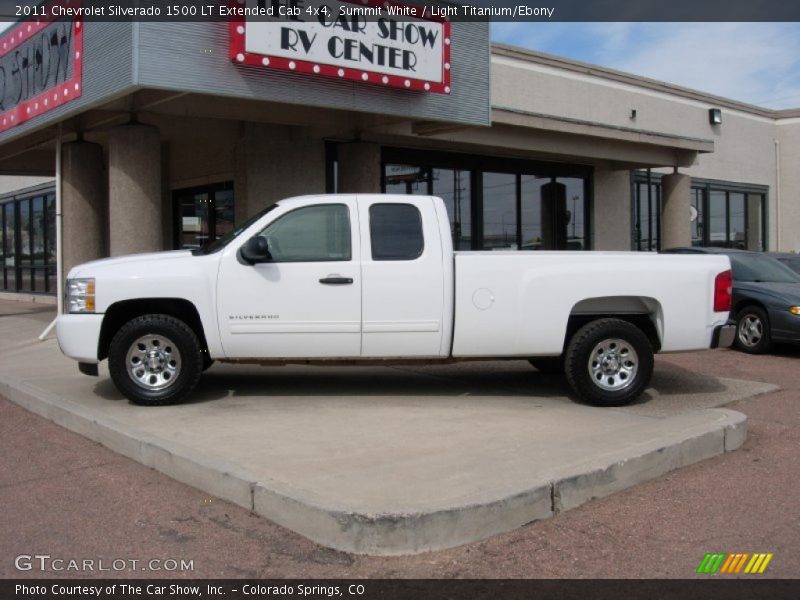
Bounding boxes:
729 254 800 283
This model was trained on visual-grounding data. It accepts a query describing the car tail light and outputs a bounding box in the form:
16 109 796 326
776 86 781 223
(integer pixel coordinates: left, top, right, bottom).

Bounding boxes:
714 269 732 312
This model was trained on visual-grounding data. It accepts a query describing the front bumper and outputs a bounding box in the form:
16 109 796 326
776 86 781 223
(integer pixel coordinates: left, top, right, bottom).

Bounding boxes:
710 320 736 349
56 313 104 363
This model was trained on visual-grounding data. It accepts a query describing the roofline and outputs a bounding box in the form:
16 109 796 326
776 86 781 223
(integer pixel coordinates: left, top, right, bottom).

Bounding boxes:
491 42 800 120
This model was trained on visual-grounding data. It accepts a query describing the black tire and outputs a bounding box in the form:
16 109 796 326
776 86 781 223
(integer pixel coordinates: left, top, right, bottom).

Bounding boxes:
108 314 203 406
734 305 772 354
528 357 564 373
564 318 654 407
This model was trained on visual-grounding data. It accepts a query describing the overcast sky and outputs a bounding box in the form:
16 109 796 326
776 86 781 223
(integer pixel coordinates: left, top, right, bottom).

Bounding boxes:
492 22 800 109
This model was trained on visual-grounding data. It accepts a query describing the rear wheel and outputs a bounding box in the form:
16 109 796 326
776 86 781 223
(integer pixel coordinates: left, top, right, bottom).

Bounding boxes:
734 306 772 354
565 318 654 407
108 314 203 406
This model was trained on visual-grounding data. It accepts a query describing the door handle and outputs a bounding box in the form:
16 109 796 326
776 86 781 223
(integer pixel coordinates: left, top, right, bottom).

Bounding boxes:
319 276 353 285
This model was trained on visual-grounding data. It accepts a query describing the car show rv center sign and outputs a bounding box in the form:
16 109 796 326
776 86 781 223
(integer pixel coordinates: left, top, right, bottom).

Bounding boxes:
0 0 84 134
230 0 451 93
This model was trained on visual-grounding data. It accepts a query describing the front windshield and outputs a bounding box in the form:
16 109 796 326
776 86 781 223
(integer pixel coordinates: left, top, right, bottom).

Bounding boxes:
729 253 800 284
192 204 278 256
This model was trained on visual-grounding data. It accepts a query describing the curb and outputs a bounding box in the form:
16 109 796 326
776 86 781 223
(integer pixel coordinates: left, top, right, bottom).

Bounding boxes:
0 372 747 555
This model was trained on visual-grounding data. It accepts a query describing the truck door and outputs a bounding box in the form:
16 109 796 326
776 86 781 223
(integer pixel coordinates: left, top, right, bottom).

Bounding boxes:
216 198 361 358
359 196 448 357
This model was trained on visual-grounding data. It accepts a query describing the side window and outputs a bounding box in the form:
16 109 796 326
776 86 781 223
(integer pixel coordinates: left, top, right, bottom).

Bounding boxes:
258 204 351 262
369 203 424 261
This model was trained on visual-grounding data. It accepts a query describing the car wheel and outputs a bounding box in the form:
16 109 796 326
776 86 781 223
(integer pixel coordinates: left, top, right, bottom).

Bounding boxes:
735 306 772 354
565 318 654 407
108 314 203 406
528 357 564 373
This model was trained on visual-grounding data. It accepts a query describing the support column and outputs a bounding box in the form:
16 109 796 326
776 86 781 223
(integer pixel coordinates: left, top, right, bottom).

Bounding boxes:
592 168 632 251
337 142 381 193
660 170 691 249
237 124 326 222
108 123 162 256
61 140 106 276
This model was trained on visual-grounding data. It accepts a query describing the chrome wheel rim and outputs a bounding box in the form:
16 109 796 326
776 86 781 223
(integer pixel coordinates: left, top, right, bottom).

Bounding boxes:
738 315 763 348
588 338 639 392
125 334 181 391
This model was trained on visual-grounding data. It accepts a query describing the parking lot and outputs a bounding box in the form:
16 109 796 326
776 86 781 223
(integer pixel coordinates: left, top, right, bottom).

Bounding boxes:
1 299 798 577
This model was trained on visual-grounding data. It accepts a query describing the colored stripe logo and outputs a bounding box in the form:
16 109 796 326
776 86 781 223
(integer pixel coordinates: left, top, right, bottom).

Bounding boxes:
696 553 773 574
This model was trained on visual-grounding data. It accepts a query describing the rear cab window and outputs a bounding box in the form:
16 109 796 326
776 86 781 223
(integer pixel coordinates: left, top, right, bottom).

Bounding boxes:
369 203 424 261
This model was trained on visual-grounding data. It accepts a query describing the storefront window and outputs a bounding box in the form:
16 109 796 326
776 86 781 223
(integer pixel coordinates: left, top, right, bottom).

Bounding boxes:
634 180 660 251
690 187 704 246
46 194 56 291
0 204 6 290
633 173 767 251
32 196 47 292
728 192 746 249
384 165 430 195
381 149 591 252
173 182 235 250
483 172 517 250
432 168 471 250
0 188 56 294
18 198 31 292
3 203 15 290
707 190 726 247
214 189 235 241
560 177 586 250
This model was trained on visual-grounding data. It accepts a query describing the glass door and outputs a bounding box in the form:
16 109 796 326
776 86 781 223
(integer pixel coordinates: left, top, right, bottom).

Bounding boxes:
173 182 234 250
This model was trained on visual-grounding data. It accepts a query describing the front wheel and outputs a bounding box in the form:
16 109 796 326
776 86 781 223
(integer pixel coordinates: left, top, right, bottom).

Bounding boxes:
108 314 203 406
734 306 772 354
564 318 654 407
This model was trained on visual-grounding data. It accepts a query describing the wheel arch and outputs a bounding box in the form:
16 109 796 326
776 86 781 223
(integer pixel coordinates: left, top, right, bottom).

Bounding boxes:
98 298 208 361
732 297 769 317
564 296 663 354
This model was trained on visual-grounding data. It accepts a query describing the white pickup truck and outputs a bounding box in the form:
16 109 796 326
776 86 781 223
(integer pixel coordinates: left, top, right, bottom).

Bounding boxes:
57 194 735 407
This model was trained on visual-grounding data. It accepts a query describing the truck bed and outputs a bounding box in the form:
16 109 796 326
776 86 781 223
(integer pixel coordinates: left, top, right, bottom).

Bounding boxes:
452 251 730 357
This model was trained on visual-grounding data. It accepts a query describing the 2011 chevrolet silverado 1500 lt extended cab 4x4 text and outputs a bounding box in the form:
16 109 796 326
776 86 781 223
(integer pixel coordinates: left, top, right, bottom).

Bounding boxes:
56 194 735 407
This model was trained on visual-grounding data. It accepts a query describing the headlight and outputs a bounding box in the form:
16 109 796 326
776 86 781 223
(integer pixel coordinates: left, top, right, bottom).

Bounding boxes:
66 278 96 313
791 306 800 316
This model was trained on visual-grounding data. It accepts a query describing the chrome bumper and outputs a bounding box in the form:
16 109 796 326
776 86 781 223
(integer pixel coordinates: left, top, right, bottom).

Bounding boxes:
711 321 736 349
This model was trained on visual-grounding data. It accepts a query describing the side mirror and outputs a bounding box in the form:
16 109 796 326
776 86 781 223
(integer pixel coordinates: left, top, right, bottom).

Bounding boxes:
239 236 272 265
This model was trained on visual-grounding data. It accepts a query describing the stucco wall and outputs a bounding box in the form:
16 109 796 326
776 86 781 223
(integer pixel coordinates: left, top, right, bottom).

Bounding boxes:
491 55 722 143
235 123 327 222
777 120 800 252
163 118 239 191
489 50 787 251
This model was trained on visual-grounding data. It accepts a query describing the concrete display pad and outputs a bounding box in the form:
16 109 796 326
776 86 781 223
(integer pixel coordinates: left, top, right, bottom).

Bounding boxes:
0 307 775 555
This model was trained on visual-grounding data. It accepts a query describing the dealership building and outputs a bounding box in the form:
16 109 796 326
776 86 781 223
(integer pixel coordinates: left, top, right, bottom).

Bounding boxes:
1 9 799 299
